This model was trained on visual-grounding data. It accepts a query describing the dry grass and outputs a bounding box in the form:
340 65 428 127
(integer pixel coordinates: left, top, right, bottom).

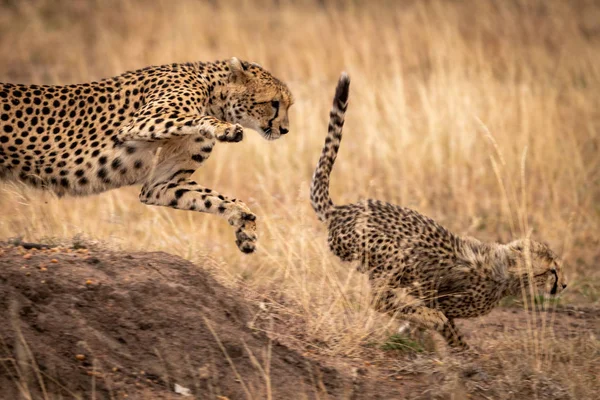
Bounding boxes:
0 0 599 398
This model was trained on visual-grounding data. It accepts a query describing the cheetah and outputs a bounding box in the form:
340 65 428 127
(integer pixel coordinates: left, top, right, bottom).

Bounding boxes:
310 73 568 350
0 58 293 254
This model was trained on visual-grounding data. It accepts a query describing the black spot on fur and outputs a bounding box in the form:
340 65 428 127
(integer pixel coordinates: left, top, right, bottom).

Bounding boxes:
111 158 122 170
175 188 189 199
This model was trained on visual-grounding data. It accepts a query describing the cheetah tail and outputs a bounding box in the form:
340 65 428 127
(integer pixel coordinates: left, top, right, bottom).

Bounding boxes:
310 72 350 223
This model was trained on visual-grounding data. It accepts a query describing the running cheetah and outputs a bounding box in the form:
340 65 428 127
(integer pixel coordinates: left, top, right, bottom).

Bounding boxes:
0 58 293 253
310 73 568 350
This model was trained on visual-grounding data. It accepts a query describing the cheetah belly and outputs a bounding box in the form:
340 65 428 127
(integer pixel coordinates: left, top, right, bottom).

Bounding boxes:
61 143 156 196
436 288 504 318
1 137 156 196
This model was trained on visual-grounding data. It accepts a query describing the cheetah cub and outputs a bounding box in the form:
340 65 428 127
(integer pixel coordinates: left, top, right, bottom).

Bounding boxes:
310 73 568 350
0 58 293 253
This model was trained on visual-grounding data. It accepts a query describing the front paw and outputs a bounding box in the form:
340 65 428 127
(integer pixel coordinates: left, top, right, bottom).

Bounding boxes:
236 226 257 253
234 213 257 254
216 123 244 143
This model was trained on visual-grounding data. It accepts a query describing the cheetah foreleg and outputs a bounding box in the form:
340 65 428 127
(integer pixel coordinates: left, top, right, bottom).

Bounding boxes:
140 179 257 254
120 112 244 143
440 318 469 350
397 307 468 350
371 285 469 350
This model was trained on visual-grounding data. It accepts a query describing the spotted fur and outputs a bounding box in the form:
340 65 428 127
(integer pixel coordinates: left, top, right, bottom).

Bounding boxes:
311 73 568 350
0 58 293 253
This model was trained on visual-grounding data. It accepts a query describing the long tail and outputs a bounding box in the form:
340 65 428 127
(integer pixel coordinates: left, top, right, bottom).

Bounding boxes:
310 72 350 222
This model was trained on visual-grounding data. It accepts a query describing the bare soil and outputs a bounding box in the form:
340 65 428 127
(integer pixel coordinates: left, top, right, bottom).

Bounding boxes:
0 244 410 399
0 243 598 399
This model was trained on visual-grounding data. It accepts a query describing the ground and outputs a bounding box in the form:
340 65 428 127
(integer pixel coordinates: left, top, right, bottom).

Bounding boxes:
1 243 597 399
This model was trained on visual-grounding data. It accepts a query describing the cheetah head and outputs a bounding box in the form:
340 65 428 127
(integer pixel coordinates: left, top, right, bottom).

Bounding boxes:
508 240 568 297
224 57 293 141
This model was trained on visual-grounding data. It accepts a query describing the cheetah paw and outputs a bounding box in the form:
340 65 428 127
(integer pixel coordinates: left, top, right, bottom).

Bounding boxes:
233 212 257 254
216 123 244 143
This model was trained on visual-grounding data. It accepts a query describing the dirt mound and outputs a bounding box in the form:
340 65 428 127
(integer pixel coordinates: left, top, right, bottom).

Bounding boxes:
2 243 597 400
0 244 364 399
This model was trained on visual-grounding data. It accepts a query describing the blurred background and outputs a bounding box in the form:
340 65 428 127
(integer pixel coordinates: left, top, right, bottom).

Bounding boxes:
0 0 598 375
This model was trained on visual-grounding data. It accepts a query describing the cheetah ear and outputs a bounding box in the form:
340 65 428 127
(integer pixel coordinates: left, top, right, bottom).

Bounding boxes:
505 240 527 269
229 57 250 84
507 239 525 253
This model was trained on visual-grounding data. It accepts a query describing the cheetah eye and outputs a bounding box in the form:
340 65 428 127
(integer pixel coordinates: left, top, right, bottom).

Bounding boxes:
271 100 279 109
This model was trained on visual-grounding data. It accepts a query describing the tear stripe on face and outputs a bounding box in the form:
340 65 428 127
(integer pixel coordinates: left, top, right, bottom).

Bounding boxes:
550 269 559 295
266 101 280 132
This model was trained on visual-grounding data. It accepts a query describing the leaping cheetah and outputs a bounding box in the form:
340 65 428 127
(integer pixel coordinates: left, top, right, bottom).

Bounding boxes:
0 58 293 253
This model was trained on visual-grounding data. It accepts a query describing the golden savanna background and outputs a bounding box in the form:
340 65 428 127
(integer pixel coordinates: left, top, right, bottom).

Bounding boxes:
0 0 598 398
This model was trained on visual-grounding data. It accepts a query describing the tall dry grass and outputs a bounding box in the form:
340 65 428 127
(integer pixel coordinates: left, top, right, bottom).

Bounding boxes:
0 0 599 396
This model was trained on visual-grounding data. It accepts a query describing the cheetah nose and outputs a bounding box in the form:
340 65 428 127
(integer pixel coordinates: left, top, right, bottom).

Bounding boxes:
280 127 289 135
562 283 567 289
